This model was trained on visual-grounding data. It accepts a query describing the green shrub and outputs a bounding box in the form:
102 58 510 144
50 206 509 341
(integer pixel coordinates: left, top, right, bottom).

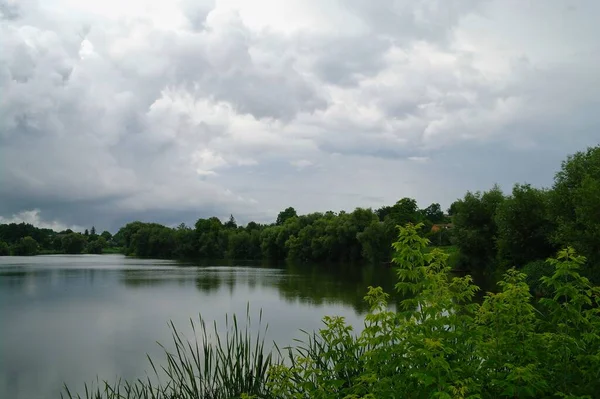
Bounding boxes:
270 225 600 398
0 240 9 255
11 236 39 256
86 237 107 254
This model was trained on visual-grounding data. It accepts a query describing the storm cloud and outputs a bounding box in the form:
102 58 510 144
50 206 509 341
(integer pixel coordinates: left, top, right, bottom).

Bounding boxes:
1 0 598 231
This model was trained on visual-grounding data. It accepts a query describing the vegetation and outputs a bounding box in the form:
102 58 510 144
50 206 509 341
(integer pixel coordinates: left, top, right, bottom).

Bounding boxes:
111 199 446 263
0 240 9 255
450 145 600 283
10 236 39 256
64 223 600 399
0 223 117 255
2 145 599 286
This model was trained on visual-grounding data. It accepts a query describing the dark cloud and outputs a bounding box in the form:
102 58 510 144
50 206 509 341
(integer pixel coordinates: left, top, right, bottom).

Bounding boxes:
0 0 20 20
0 0 599 230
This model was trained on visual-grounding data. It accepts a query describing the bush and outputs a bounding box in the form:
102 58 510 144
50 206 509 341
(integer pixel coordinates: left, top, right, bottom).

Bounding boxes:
62 233 87 254
86 237 107 254
0 240 9 255
11 236 39 256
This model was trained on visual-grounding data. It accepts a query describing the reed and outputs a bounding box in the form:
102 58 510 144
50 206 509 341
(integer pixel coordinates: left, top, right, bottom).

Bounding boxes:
62 307 277 399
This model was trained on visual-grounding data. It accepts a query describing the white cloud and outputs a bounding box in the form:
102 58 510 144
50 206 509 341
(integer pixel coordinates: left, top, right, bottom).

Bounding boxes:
408 156 429 163
290 159 313 170
0 209 83 232
0 0 599 229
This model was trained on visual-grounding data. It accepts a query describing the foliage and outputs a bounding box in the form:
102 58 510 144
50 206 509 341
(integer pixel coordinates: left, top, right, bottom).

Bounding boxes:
421 202 446 224
100 231 113 242
86 237 107 254
269 224 600 398
0 221 122 256
0 222 55 248
1 145 598 273
522 260 554 298
450 184 505 271
549 146 600 279
11 236 39 256
276 207 298 226
65 224 600 399
495 184 555 267
62 233 88 254
0 240 9 255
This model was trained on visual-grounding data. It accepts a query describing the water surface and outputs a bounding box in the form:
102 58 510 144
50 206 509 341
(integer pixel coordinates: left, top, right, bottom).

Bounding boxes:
0 255 395 399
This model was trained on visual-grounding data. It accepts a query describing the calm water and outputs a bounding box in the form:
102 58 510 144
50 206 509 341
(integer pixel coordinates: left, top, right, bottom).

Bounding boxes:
0 255 396 399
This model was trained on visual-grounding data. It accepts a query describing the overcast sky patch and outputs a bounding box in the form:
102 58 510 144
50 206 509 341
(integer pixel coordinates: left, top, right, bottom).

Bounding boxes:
1 0 599 231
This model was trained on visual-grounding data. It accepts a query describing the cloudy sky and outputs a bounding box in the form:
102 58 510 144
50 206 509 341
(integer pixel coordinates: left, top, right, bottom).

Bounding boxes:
1 0 598 232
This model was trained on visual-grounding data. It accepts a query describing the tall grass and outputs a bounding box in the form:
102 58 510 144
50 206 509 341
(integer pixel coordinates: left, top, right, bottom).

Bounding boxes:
62 307 278 399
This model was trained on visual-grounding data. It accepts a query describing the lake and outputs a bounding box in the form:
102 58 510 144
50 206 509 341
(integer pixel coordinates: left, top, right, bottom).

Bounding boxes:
0 255 397 399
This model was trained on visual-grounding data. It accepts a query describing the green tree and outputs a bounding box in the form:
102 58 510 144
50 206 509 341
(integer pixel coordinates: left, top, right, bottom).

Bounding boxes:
276 207 297 226
62 233 87 254
11 236 39 256
86 237 107 254
246 221 260 231
495 184 555 267
388 197 421 226
357 220 391 263
421 202 445 224
0 240 9 255
173 224 197 259
195 217 227 258
224 215 237 229
548 145 600 278
451 185 505 271
228 230 261 260
100 230 112 242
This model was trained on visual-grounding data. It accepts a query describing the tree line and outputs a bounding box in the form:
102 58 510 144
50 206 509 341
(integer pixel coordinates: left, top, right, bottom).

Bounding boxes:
0 225 115 256
112 144 600 281
451 145 600 283
2 145 599 282
112 199 448 263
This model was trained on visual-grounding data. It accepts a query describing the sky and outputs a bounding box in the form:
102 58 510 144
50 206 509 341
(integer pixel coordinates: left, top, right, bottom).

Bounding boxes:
1 0 599 232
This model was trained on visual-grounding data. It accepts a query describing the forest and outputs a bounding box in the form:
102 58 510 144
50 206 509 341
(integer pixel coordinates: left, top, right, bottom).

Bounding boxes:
2 145 599 283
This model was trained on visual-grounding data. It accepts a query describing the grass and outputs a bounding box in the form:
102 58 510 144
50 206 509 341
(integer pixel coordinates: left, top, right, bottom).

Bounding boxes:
102 247 124 254
62 308 277 399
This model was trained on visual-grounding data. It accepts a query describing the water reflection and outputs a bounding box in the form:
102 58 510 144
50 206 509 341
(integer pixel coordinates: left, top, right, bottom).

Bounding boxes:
1 255 393 399
118 261 399 314
0 255 497 399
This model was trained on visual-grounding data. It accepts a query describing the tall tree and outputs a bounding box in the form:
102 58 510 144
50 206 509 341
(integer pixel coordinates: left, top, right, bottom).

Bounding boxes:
549 145 600 278
62 233 87 254
451 185 505 271
276 207 297 226
388 198 422 227
12 236 39 256
495 184 555 267
0 241 9 256
100 231 112 242
224 215 237 229
421 203 445 224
